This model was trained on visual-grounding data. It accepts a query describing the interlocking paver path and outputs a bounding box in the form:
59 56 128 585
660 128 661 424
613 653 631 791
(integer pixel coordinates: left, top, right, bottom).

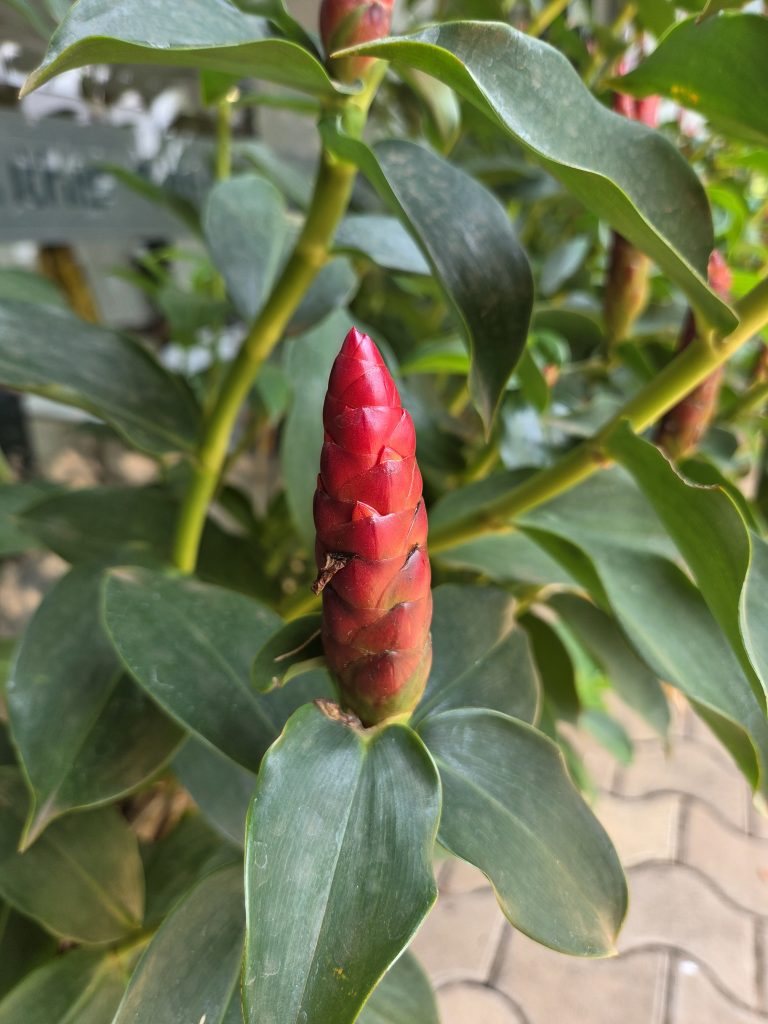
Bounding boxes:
415 699 768 1023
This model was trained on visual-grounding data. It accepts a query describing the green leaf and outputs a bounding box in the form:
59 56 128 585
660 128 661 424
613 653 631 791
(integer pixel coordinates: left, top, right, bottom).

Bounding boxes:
323 130 534 431
0 483 55 558
744 538 768 696
7 567 181 845
334 215 430 275
113 868 244 1024
103 567 281 771
22 0 342 98
243 703 440 1024
343 23 735 333
252 614 323 692
619 13 768 145
281 310 353 545
0 950 126 1024
413 584 540 725
174 670 335 845
418 709 626 956
607 424 764 697
0 905 57 1000
286 257 358 337
104 164 201 233
0 769 143 943
519 474 768 795
174 742 258 846
204 175 287 321
0 302 200 456
19 486 271 599
0 270 65 308
435 529 578 588
520 613 579 724
142 814 240 925
550 593 670 737
358 952 439 1024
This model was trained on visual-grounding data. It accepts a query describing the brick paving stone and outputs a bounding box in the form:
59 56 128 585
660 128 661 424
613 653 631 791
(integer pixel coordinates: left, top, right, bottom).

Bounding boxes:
621 863 757 1006
683 801 768 915
671 959 768 1023
558 723 619 791
605 693 662 744
497 932 666 1024
750 803 768 842
411 889 505 984
616 738 749 829
596 792 680 866
437 982 529 1024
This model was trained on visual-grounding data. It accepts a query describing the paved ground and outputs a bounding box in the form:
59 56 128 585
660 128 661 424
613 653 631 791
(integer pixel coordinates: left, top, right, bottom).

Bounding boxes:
416 698 768 1024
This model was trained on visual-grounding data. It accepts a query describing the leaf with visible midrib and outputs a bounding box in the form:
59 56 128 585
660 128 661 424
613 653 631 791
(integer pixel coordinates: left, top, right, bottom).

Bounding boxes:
343 21 735 332
22 0 341 98
0 949 126 1024
243 704 440 1024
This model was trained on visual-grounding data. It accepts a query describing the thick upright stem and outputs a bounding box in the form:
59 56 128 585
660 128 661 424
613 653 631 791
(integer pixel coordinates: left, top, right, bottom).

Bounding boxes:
430 278 768 553
172 146 357 572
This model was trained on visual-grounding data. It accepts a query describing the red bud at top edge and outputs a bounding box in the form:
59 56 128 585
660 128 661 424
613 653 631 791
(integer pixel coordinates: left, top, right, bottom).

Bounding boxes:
313 327 432 725
319 0 394 82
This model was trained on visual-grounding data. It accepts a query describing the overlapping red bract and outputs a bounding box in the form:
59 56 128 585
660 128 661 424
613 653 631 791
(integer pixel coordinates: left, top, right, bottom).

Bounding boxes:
319 0 394 81
314 328 432 724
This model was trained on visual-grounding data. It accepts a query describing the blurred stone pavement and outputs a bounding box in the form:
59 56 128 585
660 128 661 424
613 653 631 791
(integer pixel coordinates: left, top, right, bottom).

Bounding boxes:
417 700 768 1024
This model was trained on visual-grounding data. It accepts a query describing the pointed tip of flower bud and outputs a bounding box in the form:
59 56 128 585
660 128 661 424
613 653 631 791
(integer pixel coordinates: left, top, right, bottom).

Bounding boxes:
340 326 386 365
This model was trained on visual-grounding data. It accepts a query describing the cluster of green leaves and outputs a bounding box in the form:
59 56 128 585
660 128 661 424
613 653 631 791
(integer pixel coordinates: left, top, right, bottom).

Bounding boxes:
0 0 766 1021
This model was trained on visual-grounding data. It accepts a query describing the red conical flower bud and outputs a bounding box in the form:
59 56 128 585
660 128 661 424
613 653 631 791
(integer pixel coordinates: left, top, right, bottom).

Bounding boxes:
319 0 394 82
313 327 432 725
656 251 732 459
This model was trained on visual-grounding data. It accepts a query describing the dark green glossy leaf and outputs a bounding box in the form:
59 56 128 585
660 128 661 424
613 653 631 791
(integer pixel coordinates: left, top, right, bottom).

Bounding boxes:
744 539 768 696
7 567 181 845
19 486 270 599
243 704 440 1024
204 175 287 321
0 905 57 1000
435 529 577 588
323 130 533 431
0 270 65 308
174 742 258 847
607 424 764 697
103 567 281 771
281 310 353 545
174 669 335 845
550 593 670 737
345 23 734 332
418 709 626 956
413 584 539 725
581 709 633 765
22 0 341 98
142 814 240 925
286 257 357 337
0 950 126 1024
0 483 55 557
0 769 143 943
520 613 579 724
0 302 199 456
113 868 244 1024
520 477 768 795
104 165 201 232
358 952 439 1024
334 215 430 275
252 614 323 692
619 13 768 144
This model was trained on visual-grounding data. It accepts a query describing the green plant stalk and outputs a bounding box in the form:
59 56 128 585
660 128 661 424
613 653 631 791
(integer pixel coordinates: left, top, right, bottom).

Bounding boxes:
172 78 382 574
430 277 768 553
216 93 235 182
528 0 570 38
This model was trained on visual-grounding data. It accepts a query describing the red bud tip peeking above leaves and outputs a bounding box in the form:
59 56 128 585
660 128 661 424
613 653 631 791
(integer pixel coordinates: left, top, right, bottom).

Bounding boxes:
656 250 732 459
313 327 432 725
319 0 394 82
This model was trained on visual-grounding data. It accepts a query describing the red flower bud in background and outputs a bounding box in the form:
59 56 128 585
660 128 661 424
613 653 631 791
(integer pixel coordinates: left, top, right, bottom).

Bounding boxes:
655 251 732 459
313 327 432 725
603 65 660 352
319 0 394 82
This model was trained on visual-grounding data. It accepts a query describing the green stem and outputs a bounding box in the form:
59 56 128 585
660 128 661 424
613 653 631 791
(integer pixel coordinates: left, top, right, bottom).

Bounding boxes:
216 93 235 182
528 0 570 37
430 278 768 553
173 154 357 572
